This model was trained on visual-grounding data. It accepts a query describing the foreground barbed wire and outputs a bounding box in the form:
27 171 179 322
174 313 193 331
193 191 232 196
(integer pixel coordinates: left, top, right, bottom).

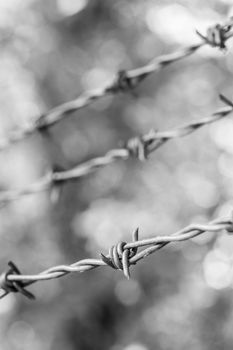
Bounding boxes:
0 94 232 206
0 214 232 299
0 18 233 152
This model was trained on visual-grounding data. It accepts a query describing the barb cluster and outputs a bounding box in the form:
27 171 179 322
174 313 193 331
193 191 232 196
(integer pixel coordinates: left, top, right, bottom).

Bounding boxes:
0 93 232 206
0 18 232 151
196 18 233 50
0 215 232 299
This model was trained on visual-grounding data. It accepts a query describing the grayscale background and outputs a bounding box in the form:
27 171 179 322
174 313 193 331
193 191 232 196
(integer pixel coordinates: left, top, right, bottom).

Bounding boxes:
0 1 233 350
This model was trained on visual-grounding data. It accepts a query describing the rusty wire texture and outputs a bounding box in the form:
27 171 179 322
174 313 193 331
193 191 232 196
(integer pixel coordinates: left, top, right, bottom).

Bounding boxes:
0 214 232 299
0 17 233 151
0 93 233 206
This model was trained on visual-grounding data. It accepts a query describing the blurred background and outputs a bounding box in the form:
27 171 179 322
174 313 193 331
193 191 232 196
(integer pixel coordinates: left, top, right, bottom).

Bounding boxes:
1 0 233 349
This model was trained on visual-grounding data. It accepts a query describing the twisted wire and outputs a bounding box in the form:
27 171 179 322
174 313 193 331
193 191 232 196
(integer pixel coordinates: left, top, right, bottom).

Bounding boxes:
0 214 232 299
0 18 233 151
0 93 232 206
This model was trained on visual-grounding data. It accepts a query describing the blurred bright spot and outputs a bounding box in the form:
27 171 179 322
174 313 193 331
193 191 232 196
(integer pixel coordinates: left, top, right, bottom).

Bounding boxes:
125 100 154 131
0 0 33 28
0 0 33 10
115 279 141 306
0 56 41 128
73 199 127 250
124 343 148 350
82 67 113 91
0 146 48 218
181 276 217 309
57 0 89 17
7 320 38 350
0 294 15 315
203 251 232 289
210 119 233 154
89 164 124 193
1 148 34 186
215 202 233 218
185 77 213 107
179 171 219 208
225 51 233 72
100 39 126 70
218 153 233 178
61 128 90 162
214 234 233 261
146 4 197 45
134 33 163 61
74 199 157 251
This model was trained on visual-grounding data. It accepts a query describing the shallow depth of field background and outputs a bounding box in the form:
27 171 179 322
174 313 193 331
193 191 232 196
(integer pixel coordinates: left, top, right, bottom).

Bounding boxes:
1 1 233 349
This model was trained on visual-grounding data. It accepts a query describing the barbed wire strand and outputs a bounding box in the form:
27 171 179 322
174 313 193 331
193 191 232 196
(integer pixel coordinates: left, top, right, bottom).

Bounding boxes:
0 93 232 206
0 214 232 299
0 18 233 152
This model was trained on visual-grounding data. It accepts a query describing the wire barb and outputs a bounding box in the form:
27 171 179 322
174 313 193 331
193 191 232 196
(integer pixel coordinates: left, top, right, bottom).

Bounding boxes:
126 136 151 161
0 261 35 300
196 17 233 50
100 228 139 279
219 93 233 108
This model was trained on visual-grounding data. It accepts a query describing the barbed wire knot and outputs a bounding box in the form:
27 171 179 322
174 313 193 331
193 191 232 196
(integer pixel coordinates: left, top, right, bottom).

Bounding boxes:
126 136 150 161
101 228 139 279
0 261 35 300
196 22 232 50
107 70 141 94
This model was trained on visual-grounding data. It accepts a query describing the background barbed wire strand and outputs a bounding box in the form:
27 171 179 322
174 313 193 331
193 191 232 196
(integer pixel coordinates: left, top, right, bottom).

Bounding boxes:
0 94 232 205
0 18 232 151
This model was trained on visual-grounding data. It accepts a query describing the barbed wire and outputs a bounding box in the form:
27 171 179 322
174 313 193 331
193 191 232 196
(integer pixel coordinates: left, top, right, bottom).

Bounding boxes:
0 214 232 300
0 18 233 152
0 93 232 206
1 16 233 303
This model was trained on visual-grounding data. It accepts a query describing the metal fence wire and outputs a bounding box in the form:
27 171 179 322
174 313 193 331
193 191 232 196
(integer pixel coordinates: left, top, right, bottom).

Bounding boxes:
0 17 233 301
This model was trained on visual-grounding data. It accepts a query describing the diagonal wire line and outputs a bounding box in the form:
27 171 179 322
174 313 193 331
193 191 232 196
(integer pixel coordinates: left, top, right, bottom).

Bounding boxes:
0 18 233 151
0 214 232 299
0 94 232 205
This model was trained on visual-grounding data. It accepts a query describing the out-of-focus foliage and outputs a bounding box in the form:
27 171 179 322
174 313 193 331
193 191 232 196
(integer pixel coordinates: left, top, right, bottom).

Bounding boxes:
1 0 233 349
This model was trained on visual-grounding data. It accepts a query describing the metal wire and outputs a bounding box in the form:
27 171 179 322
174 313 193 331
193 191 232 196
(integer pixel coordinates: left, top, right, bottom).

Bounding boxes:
0 93 232 206
0 214 232 299
0 18 232 151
